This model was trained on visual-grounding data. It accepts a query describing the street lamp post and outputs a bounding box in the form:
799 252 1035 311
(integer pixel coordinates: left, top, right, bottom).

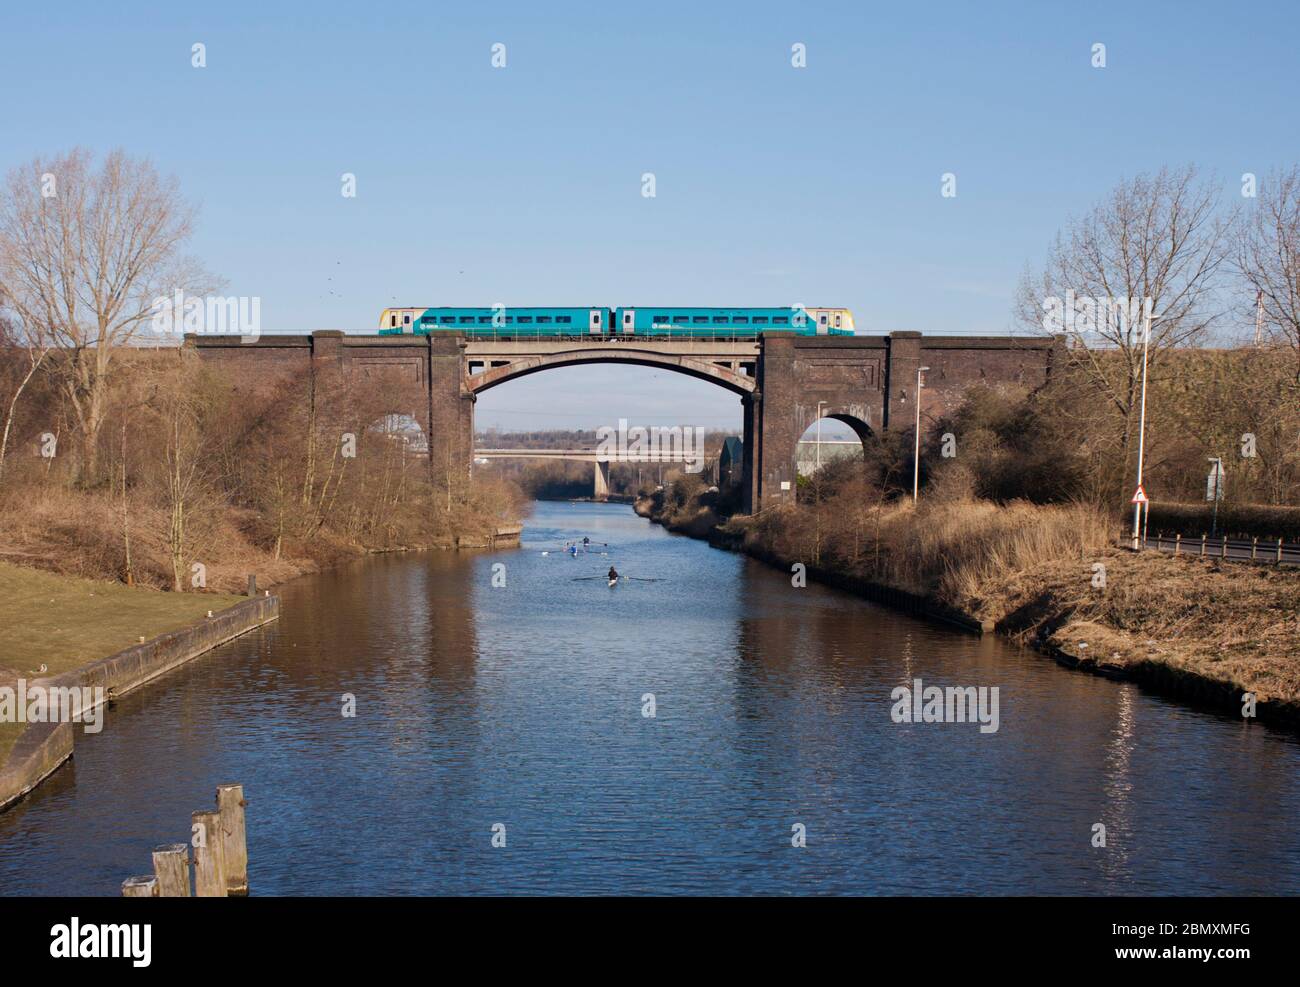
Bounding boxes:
1130 308 1152 549
913 367 930 505
815 400 827 472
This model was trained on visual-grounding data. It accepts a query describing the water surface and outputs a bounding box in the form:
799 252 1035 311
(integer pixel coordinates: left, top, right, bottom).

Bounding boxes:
2 501 1297 895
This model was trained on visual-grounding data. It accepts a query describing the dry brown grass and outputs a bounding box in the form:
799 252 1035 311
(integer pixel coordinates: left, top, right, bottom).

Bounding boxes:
0 485 305 592
980 549 1300 705
724 492 1300 708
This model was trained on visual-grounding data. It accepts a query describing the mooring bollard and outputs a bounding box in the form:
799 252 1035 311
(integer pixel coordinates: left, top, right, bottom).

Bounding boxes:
1252 537 1258 560
152 843 191 897
216 783 249 896
1279 539 1285 563
1174 533 1181 556
1200 534 1207 557
247 574 257 597
1221 535 1228 558
192 809 228 896
122 875 158 897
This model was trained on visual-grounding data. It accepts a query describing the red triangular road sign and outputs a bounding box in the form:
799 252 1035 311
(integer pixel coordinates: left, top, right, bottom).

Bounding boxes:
1131 484 1149 504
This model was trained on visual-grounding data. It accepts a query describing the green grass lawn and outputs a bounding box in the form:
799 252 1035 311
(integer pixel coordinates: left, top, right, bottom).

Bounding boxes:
0 561 245 678
0 562 243 772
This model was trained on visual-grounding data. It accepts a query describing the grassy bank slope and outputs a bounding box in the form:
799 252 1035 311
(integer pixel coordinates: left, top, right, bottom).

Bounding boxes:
649 490 1300 715
0 561 244 765
0 561 244 677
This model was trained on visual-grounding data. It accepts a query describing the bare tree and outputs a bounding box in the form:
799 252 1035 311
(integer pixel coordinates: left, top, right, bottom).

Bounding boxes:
0 148 209 484
1237 166 1300 383
1016 166 1231 493
0 315 51 484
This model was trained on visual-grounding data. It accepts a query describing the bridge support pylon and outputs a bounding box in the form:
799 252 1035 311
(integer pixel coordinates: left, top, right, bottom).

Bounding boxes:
594 460 611 501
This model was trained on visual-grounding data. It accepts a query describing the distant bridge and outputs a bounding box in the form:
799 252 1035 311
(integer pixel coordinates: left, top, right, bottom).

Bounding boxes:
474 447 701 498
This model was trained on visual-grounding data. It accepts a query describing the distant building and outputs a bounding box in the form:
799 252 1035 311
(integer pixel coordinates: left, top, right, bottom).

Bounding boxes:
719 436 743 487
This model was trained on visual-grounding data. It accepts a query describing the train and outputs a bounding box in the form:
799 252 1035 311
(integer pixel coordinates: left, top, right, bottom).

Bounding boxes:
377 305 855 339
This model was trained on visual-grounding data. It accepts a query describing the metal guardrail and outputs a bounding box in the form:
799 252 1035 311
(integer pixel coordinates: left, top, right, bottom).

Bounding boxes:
1131 532 1300 565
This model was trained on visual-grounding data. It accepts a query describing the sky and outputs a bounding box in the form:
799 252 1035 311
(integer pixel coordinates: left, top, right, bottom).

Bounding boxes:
3 0 1297 432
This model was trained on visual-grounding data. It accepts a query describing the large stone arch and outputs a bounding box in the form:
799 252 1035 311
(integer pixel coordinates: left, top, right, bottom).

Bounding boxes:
466 347 756 396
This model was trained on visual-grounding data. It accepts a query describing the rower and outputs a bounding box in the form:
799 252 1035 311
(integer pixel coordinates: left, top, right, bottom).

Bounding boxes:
608 566 619 582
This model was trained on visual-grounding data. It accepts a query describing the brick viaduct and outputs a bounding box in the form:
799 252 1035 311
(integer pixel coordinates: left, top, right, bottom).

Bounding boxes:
189 331 1065 513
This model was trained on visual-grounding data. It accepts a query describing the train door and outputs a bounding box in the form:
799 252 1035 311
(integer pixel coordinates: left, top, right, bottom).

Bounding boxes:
589 308 604 335
621 308 636 335
817 310 829 334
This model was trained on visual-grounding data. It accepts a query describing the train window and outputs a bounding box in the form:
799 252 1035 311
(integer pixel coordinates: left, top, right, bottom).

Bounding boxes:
692 316 708 324
653 315 668 322
537 316 552 323
478 316 492 324
518 316 533 323
504 316 514 323
774 316 789 324
403 314 412 324
675 315 689 323
753 316 768 324
390 314 398 327
421 316 435 326
557 316 571 324
819 314 828 325
835 314 842 327
457 316 473 324
733 316 749 324
712 316 727 324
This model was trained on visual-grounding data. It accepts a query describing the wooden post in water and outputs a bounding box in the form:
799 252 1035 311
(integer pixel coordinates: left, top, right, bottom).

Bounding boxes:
192 809 227 896
122 875 158 897
216 783 249 896
152 843 191 897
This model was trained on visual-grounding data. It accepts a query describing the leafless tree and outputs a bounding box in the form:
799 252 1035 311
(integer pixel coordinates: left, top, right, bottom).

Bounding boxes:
1236 166 1300 383
1016 165 1232 482
0 148 210 484
0 315 51 484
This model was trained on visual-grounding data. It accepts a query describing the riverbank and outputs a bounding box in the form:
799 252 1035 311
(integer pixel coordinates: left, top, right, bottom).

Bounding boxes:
636 493 1300 727
0 562 277 810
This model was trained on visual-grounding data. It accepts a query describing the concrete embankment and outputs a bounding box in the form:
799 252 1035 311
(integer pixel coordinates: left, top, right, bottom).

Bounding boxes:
0 595 279 812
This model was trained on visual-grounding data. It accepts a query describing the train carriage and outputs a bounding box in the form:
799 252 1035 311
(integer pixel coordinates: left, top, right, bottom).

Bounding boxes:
378 305 855 338
380 306 609 338
612 306 854 338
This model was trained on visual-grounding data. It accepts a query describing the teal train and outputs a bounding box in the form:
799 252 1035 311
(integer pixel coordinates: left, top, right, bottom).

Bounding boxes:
378 305 855 338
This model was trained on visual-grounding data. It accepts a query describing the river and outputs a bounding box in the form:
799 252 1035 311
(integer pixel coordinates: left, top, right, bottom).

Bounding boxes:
2 500 1298 895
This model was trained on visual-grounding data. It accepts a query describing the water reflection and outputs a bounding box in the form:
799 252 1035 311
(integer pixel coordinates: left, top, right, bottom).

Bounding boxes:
0 502 1298 895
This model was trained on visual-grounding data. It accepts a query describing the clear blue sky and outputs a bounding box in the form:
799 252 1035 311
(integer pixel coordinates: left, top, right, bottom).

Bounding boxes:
3 1 1296 431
